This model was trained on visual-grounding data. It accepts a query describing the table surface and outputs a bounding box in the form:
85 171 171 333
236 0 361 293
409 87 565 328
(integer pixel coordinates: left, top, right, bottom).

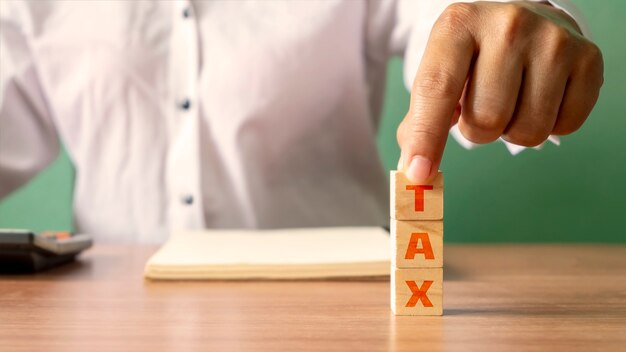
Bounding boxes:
1 244 626 352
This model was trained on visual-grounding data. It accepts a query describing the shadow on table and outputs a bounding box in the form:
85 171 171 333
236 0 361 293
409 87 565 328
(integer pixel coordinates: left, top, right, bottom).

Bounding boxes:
444 306 626 317
0 258 91 279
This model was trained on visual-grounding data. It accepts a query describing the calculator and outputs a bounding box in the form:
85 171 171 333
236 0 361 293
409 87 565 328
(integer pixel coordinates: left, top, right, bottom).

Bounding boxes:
0 229 92 273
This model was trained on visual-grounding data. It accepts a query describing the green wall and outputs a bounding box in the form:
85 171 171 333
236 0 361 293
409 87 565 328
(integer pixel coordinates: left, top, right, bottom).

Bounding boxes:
1 0 624 242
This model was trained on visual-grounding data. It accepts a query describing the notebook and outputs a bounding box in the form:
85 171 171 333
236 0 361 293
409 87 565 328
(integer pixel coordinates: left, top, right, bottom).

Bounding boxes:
144 227 390 280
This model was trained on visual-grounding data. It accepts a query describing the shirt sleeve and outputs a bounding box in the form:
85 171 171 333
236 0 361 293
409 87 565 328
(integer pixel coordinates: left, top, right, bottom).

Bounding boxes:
0 1 60 199
390 0 589 154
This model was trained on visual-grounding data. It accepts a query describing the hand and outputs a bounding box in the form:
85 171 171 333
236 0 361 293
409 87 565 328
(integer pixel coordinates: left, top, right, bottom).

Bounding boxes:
397 1 604 182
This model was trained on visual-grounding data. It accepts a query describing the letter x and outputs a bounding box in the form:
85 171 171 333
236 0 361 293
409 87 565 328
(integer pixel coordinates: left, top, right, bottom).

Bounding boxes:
405 280 433 307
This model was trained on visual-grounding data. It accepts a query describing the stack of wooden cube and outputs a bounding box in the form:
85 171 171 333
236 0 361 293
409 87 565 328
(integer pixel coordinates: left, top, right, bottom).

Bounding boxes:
390 170 443 315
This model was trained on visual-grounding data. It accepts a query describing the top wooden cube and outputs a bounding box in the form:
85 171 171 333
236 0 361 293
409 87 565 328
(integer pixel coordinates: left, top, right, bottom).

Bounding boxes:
390 171 443 220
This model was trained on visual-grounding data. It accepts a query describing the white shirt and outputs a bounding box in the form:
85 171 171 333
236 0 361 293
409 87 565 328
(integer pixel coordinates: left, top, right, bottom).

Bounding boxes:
0 0 583 243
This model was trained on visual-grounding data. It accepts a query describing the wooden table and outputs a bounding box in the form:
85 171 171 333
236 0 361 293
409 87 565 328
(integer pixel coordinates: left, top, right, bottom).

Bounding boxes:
1 245 626 351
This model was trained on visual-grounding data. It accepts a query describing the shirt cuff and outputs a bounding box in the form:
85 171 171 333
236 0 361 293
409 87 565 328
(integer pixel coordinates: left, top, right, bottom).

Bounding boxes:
547 0 592 38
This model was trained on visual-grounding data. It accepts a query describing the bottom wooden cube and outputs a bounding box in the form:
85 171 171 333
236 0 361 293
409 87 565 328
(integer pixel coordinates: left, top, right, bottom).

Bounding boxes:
391 268 443 316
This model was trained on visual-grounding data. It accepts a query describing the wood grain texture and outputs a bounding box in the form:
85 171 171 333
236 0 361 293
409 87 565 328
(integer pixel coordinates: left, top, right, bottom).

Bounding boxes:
392 268 443 316
391 219 443 268
390 171 443 220
2 245 626 351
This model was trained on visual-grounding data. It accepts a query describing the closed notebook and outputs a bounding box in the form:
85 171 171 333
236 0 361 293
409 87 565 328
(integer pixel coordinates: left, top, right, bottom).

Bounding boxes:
144 227 390 280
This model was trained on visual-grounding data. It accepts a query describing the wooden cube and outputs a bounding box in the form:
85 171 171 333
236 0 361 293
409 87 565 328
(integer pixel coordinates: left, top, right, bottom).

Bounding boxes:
391 268 443 316
390 171 443 220
391 220 443 268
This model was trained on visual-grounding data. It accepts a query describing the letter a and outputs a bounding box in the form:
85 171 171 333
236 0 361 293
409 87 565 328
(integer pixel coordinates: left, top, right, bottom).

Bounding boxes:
404 232 434 260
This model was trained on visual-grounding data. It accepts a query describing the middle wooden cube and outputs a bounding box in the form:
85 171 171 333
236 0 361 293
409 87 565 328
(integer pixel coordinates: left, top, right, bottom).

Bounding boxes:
391 219 443 268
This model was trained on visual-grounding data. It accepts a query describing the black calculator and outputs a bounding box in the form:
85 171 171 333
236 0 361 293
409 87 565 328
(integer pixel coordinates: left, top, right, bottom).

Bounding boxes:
0 229 92 273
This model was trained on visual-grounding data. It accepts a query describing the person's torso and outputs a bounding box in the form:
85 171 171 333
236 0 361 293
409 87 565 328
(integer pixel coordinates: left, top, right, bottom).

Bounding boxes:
28 0 390 242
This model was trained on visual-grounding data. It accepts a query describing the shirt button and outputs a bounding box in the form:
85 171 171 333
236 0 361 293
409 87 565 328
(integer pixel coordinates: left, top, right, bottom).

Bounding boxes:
182 7 191 19
182 195 194 205
179 98 191 111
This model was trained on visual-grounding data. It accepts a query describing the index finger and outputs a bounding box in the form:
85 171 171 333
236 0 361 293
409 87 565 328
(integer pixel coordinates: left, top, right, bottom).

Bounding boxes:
399 6 476 182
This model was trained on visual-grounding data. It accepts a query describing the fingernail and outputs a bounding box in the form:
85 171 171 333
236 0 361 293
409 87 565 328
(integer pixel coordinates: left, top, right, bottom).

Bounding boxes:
406 156 432 183
397 154 404 170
